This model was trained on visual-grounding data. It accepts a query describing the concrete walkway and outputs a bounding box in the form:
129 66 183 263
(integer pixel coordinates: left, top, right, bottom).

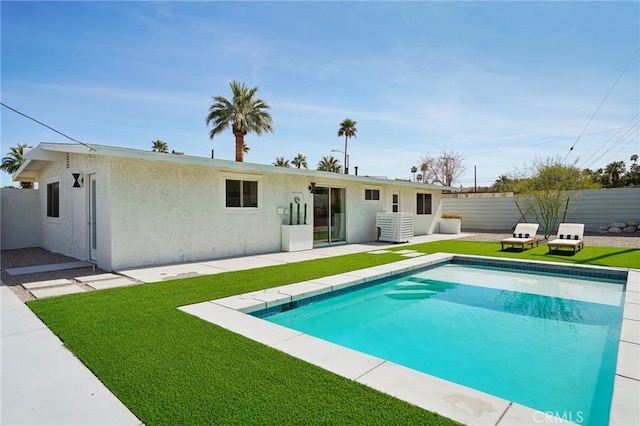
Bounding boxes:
116 233 467 283
0 285 143 426
1 234 469 425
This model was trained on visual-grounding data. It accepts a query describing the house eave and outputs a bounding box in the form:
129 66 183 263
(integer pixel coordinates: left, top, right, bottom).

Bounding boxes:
29 142 455 191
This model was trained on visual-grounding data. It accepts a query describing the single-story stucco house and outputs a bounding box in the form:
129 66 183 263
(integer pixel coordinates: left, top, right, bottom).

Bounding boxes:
11 142 455 271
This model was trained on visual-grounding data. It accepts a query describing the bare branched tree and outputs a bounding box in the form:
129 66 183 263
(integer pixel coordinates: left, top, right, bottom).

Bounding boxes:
418 150 465 186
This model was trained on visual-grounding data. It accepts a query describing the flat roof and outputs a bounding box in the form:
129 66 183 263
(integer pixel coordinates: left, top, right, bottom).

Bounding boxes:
14 142 457 191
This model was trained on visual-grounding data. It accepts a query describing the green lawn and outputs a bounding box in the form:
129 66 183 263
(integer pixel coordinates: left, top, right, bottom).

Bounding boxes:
27 241 638 425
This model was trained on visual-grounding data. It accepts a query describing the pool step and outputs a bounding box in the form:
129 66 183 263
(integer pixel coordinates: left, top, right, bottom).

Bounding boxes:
385 289 438 300
386 279 458 300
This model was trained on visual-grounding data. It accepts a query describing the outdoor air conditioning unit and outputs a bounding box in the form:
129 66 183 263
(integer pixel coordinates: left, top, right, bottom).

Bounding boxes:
376 212 414 243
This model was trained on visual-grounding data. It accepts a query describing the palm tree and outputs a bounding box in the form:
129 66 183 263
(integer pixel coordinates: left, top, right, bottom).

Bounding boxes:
273 157 291 167
605 161 626 186
206 80 274 162
317 155 342 173
1 143 33 188
151 139 168 153
420 162 429 183
337 118 357 174
631 154 638 165
291 153 308 169
410 166 418 182
243 142 250 156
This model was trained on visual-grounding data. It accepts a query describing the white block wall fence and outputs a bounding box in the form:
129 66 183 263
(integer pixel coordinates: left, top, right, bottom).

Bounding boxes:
1 188 41 249
442 187 640 233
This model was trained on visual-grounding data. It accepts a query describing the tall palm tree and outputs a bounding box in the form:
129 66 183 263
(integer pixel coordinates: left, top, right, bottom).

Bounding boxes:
1 143 33 188
410 166 418 182
206 80 274 162
337 118 357 174
273 157 291 167
151 139 168 153
317 155 342 173
420 162 429 183
291 153 308 169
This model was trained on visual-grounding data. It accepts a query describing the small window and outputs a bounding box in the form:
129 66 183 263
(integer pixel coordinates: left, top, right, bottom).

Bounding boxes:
226 179 258 208
416 193 432 215
47 182 60 217
364 189 380 201
392 193 399 213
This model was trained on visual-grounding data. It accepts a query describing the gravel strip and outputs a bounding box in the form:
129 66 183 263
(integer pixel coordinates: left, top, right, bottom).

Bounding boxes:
2 248 110 302
459 232 639 248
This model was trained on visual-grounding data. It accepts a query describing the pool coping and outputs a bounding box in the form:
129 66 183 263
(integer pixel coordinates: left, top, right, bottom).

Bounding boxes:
179 253 639 426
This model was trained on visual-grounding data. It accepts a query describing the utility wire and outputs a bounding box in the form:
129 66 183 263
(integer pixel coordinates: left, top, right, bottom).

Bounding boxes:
562 47 640 163
587 122 639 168
1 102 95 151
578 113 640 169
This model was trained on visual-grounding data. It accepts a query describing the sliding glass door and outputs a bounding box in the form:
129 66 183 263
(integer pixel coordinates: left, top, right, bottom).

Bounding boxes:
313 187 346 246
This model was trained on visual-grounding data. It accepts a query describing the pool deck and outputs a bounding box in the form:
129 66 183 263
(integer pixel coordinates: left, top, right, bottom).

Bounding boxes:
2 233 638 425
181 253 640 426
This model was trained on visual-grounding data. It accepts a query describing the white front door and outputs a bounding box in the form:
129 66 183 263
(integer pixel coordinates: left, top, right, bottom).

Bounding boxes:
88 174 97 261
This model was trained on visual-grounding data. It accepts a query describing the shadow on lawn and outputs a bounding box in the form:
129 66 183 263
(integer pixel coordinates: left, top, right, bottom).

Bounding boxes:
526 246 640 266
571 247 639 265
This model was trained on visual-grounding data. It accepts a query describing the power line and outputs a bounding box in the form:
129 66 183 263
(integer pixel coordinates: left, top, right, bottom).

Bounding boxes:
562 47 639 163
1 102 94 151
582 120 639 169
578 113 640 169
596 124 640 166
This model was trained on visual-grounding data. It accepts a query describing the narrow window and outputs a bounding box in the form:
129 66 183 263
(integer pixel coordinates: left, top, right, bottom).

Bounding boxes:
416 193 432 215
47 182 60 217
226 179 258 208
364 189 380 201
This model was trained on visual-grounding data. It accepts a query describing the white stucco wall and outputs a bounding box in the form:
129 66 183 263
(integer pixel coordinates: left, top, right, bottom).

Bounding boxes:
36 152 107 262
107 158 298 269
0 188 41 249
105 158 443 269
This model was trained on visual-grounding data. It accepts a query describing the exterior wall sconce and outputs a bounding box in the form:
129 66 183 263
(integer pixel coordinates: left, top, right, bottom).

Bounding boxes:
309 182 316 193
72 173 84 188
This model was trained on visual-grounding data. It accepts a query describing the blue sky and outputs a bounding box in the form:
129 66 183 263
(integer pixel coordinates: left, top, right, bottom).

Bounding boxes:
2 1 639 188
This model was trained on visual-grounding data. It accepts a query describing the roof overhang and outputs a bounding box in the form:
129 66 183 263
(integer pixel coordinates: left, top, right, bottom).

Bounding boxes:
13 142 458 192
12 145 66 182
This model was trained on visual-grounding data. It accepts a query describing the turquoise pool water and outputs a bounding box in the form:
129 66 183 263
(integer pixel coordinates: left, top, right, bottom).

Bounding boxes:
262 262 626 425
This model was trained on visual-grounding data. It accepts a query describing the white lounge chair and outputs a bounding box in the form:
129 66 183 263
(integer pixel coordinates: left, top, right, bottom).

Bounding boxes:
500 223 540 252
548 223 585 254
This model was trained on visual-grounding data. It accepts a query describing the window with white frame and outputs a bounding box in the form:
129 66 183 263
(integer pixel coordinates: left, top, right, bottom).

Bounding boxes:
225 179 258 208
364 188 380 201
416 193 432 215
47 181 60 217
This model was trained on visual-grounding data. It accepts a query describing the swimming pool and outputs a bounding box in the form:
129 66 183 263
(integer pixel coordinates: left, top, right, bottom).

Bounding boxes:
180 254 637 425
258 261 625 425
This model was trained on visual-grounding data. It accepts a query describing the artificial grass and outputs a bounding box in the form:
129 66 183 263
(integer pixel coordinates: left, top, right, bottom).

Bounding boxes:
27 241 638 425
28 252 456 425
398 239 639 269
